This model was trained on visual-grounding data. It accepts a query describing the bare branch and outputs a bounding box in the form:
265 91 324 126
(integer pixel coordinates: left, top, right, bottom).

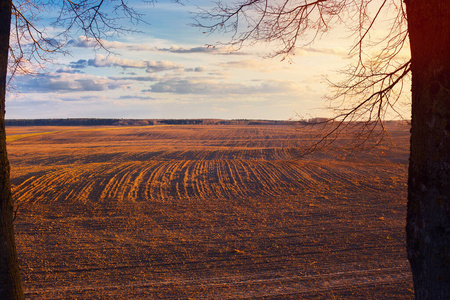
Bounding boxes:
195 0 346 58
8 0 147 79
195 0 411 152
298 59 411 155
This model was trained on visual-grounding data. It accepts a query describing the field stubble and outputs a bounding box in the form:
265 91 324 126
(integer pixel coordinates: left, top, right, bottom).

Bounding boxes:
8 124 413 299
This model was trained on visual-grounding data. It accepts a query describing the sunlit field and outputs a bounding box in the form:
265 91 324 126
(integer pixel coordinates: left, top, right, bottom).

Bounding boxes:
8 123 413 299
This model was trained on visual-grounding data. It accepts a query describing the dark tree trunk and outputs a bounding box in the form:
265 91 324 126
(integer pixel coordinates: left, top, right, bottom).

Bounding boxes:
0 0 25 299
405 0 450 299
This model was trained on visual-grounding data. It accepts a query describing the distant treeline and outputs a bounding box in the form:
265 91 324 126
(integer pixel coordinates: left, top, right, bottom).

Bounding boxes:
5 118 298 127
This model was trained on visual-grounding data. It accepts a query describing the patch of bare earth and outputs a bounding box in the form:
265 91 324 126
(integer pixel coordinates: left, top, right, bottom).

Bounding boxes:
8 124 413 299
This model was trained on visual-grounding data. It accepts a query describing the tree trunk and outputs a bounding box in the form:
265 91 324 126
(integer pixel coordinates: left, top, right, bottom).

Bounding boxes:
0 0 25 299
405 0 450 299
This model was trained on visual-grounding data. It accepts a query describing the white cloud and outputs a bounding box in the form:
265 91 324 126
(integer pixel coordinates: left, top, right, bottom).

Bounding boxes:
87 54 184 73
145 60 184 73
150 77 298 95
294 46 349 57
217 59 285 73
68 37 243 55
109 75 161 82
155 45 220 54
69 59 88 69
119 95 157 101
219 59 266 69
56 67 83 74
184 67 206 72
15 72 130 93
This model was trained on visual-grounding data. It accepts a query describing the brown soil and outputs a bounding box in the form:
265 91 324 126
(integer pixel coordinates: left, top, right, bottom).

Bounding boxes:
8 124 413 299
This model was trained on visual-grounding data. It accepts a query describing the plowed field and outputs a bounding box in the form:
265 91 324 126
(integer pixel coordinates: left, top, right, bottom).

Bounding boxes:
8 124 414 299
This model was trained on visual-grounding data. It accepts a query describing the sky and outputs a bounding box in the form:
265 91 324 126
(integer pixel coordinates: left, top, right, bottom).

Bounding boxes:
5 0 404 121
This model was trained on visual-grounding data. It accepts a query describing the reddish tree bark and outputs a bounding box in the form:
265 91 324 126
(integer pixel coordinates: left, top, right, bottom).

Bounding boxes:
0 0 24 298
405 0 450 298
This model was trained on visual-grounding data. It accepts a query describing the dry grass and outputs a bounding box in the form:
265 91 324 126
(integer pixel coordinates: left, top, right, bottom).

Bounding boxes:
6 131 59 142
8 124 413 299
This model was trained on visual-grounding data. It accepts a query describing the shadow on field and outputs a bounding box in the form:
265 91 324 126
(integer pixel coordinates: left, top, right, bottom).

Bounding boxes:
8 124 413 299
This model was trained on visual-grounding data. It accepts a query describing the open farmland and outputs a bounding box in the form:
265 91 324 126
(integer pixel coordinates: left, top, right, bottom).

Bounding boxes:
7 124 414 299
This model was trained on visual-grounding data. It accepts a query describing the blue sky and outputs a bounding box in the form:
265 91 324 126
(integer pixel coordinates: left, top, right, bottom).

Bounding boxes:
6 0 388 120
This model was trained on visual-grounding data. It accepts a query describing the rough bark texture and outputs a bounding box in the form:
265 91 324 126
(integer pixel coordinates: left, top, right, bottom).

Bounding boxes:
0 0 25 298
405 0 450 299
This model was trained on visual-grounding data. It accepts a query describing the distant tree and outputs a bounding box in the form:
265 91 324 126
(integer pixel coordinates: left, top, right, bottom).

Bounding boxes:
0 0 143 298
196 0 449 298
